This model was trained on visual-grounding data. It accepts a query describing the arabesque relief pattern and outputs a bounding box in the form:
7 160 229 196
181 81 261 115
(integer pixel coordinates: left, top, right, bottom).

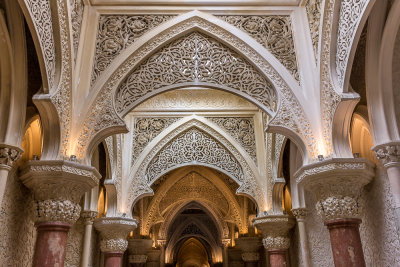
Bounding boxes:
131 117 181 166
305 0 322 61
218 15 299 81
115 31 277 114
70 0 84 61
91 15 174 84
207 117 256 162
146 128 244 183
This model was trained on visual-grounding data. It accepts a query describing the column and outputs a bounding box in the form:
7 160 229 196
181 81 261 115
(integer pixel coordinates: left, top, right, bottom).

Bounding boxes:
127 238 153 267
0 144 22 205
374 143 400 234
80 211 98 267
147 249 161 267
295 158 374 267
291 208 311 267
235 237 262 267
221 239 230 267
253 215 295 267
19 160 101 267
94 217 138 267
157 240 167 267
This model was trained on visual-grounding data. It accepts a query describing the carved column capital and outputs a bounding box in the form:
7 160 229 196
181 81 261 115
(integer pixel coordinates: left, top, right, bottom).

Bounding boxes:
373 142 400 167
291 208 308 221
221 239 231 247
19 160 101 224
0 144 23 170
253 215 295 250
157 239 167 247
295 158 374 221
94 217 137 253
81 210 98 225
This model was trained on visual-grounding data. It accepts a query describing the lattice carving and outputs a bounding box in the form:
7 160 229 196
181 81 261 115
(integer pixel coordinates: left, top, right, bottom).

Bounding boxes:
70 0 84 61
180 223 206 237
305 0 322 61
91 15 174 84
218 15 299 81
146 128 244 183
115 32 277 114
336 0 368 88
132 117 181 166
207 117 256 162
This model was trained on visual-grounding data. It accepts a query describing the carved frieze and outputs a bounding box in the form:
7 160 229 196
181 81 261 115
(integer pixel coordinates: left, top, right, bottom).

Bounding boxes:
207 117 257 163
131 117 181 166
115 31 277 114
218 15 299 81
91 15 174 84
305 0 322 61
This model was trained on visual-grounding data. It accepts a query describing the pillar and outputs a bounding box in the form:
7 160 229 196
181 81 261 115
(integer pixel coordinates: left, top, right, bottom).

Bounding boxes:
80 211 98 267
147 249 161 267
291 208 312 267
94 217 138 267
295 158 374 267
0 144 22 205
221 239 230 267
253 215 295 267
19 160 101 267
127 238 153 267
235 236 262 267
374 143 400 234
158 239 167 267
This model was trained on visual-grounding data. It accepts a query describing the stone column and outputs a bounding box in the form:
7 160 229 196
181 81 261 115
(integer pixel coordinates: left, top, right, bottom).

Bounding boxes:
94 217 138 267
19 160 100 267
127 238 153 267
221 239 230 267
374 143 400 234
80 211 98 267
235 236 262 267
253 215 295 267
291 208 311 267
295 158 374 267
158 239 167 267
0 144 22 205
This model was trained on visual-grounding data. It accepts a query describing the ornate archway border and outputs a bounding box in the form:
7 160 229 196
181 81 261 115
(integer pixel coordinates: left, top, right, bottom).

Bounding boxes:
77 11 315 163
124 117 265 213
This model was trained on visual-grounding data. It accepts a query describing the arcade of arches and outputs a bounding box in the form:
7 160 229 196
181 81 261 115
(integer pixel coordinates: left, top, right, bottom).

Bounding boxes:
0 0 400 266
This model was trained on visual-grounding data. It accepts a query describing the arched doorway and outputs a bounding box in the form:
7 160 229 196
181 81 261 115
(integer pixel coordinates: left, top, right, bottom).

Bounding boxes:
176 238 210 267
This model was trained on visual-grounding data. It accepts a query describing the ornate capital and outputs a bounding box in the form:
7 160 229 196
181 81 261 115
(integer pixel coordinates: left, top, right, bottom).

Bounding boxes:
35 199 81 224
292 208 308 221
81 210 98 225
129 255 148 264
19 160 101 203
373 142 400 167
94 217 137 253
157 239 167 247
0 144 23 169
241 252 259 262
253 215 295 250
222 239 231 248
294 158 374 221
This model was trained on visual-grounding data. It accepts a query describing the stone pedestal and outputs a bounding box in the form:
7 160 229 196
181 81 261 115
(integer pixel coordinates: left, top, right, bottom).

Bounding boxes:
295 158 374 267
253 215 295 267
19 160 101 267
235 237 261 267
94 217 138 267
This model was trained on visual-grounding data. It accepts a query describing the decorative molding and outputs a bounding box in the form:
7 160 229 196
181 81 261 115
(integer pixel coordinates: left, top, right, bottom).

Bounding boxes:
207 117 257 162
305 0 322 61
336 0 368 88
373 142 400 166
91 15 174 84
0 144 23 170
70 0 84 61
115 31 277 114
131 117 181 166
35 199 81 224
217 15 299 81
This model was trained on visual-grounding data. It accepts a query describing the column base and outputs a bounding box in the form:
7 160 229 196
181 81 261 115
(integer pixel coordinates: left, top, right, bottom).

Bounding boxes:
33 222 72 267
104 251 124 267
325 218 366 267
268 249 287 267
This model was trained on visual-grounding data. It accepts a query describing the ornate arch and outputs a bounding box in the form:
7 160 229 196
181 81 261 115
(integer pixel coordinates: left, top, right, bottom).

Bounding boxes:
141 167 241 237
78 11 314 164
124 117 265 213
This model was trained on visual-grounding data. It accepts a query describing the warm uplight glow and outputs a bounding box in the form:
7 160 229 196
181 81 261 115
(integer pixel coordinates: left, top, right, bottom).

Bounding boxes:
350 114 377 163
21 117 43 164
317 139 327 158
97 187 107 217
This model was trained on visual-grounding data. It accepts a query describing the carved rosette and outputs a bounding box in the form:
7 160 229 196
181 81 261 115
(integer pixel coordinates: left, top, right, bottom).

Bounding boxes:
19 160 101 224
81 210 98 225
94 217 137 253
295 158 375 221
253 215 295 250
373 142 400 167
291 208 308 221
0 144 23 170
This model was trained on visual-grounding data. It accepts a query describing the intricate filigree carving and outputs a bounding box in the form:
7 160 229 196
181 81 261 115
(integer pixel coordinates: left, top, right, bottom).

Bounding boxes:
81 210 98 225
336 0 368 88
70 0 84 61
115 32 277 114
91 15 174 84
207 117 257 162
218 15 299 81
146 128 244 183
263 236 291 250
132 117 181 166
35 199 81 224
253 215 295 249
373 143 400 166
291 208 308 221
305 0 322 61
316 195 361 221
0 145 23 169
